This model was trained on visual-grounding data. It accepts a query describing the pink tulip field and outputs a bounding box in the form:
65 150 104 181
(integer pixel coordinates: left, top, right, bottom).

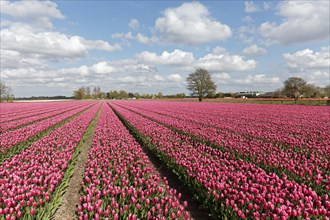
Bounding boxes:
0 102 101 219
0 102 93 133
0 102 96 163
0 100 329 219
109 101 330 219
110 102 330 194
78 103 190 220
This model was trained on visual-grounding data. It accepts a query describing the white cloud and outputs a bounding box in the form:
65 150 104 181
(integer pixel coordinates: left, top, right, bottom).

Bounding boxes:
113 2 231 46
198 49 256 73
136 49 194 66
244 1 260 13
1 23 121 59
60 65 90 76
167 74 183 82
239 34 254 45
120 76 136 83
242 44 267 56
89 60 157 75
128 18 139 30
90 61 116 74
135 33 158 44
283 47 329 69
235 74 280 85
212 47 227 55
259 1 330 45
254 74 279 83
81 39 121 52
283 47 330 84
0 49 46 69
154 74 165 81
242 16 254 23
112 32 158 44
214 73 230 80
263 2 271 10
155 2 231 45
0 0 64 29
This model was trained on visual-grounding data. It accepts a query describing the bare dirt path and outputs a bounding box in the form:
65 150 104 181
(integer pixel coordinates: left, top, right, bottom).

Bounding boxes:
53 107 101 220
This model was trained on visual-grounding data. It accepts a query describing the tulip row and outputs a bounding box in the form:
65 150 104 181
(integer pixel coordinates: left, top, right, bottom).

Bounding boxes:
78 103 190 220
117 101 329 158
0 102 101 219
1 102 92 133
0 102 96 154
110 102 330 219
113 101 330 195
0 102 56 118
0 102 88 123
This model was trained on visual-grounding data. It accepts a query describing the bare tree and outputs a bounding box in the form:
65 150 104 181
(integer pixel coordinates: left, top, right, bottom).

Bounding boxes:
187 68 217 102
0 81 13 102
92 86 101 99
86 86 91 98
73 87 87 99
283 77 307 98
301 84 321 98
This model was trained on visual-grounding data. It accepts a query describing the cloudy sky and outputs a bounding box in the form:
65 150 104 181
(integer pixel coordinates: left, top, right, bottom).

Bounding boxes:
1 0 329 97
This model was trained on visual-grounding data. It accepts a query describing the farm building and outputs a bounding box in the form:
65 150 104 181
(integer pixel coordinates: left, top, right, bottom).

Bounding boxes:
234 91 264 98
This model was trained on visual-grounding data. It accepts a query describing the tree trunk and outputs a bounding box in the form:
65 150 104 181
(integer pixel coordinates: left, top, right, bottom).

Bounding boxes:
199 96 202 102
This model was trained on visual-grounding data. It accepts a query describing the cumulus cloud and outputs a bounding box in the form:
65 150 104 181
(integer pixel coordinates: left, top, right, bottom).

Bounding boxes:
242 44 267 56
1 23 121 60
135 33 159 44
1 0 121 68
214 73 230 80
128 18 139 30
259 1 330 45
263 2 271 10
244 1 260 13
89 60 157 75
197 49 256 72
0 49 46 69
235 74 280 85
239 34 254 45
154 2 231 45
113 2 231 46
283 47 329 69
112 32 158 44
242 16 254 23
90 61 116 74
283 47 330 84
212 47 227 55
167 74 183 82
0 0 64 29
136 49 194 66
59 65 90 76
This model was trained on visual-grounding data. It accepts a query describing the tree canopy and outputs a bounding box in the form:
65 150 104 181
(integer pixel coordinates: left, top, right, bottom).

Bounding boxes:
282 77 307 98
186 68 217 102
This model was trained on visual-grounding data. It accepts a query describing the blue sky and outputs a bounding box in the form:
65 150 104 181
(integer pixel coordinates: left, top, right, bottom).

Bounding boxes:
1 0 329 97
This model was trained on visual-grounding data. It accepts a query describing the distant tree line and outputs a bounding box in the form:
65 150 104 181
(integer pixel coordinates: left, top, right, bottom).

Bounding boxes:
17 96 74 100
73 86 106 100
73 86 186 100
275 77 329 99
73 75 329 102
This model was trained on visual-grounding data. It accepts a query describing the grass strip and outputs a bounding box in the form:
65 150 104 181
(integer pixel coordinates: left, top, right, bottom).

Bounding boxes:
37 104 102 220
